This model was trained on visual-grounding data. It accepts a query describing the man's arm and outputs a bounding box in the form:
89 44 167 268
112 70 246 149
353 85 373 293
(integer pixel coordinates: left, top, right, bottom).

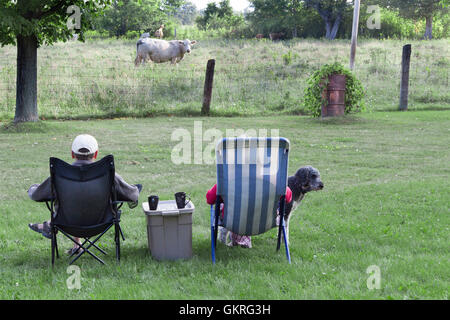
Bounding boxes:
28 177 54 202
114 173 140 204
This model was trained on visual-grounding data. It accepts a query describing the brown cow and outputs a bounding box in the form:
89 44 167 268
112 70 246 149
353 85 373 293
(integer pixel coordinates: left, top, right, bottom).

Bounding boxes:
269 32 285 41
154 24 165 39
255 34 264 39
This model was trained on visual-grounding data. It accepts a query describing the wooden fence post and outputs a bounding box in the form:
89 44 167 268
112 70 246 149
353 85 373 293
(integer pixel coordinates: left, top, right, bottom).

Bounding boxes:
202 59 215 116
399 44 412 111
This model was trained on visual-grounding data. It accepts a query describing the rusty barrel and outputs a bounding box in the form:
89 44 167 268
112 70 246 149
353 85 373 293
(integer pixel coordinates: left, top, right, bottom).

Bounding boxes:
321 74 346 117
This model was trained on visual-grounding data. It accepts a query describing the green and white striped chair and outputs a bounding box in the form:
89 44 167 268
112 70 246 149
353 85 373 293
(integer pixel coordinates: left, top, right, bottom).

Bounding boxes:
211 137 291 264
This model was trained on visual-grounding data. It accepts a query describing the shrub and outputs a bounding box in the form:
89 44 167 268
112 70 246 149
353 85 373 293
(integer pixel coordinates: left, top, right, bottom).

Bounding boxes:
304 63 366 117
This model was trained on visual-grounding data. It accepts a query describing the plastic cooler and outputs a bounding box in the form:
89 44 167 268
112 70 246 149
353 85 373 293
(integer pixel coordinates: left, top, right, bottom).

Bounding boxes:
142 200 194 261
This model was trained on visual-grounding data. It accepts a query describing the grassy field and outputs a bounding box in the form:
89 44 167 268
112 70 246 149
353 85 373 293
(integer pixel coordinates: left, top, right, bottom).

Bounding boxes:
0 38 449 120
0 111 448 299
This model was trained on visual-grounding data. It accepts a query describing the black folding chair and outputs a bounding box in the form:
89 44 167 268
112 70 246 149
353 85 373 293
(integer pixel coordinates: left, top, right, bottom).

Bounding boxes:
46 155 125 266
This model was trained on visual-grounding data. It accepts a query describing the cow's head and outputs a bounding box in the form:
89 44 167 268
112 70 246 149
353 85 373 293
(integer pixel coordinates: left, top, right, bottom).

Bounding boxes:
178 39 197 54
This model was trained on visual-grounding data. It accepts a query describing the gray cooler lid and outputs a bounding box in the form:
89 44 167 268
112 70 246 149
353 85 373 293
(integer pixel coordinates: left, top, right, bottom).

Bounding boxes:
143 200 195 216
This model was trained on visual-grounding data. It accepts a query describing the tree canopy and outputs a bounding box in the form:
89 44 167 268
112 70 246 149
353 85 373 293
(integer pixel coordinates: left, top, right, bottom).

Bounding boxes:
0 0 112 46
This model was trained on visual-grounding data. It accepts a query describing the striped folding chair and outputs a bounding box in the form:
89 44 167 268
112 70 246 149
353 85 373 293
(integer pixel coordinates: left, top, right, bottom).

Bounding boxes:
210 137 291 264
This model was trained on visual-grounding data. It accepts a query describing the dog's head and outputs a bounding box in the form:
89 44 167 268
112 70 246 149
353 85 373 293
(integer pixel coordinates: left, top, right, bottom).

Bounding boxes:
294 166 324 193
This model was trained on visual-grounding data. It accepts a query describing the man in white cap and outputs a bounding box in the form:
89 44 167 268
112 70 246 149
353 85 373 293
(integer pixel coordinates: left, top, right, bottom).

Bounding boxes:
28 134 142 255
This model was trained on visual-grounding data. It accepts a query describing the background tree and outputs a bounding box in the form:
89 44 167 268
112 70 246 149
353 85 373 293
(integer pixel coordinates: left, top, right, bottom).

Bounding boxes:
195 0 239 30
95 0 183 38
174 1 198 25
304 0 350 40
248 0 307 38
0 0 111 123
375 0 447 39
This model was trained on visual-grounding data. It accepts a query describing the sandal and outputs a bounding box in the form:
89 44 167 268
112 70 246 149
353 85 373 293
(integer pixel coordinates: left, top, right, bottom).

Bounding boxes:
28 221 53 239
66 245 84 256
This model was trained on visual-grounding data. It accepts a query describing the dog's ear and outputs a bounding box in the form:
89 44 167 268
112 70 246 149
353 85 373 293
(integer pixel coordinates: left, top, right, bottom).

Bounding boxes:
296 167 311 189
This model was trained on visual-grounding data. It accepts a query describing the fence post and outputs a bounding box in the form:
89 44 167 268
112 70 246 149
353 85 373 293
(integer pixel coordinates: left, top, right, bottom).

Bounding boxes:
202 59 215 116
399 44 412 111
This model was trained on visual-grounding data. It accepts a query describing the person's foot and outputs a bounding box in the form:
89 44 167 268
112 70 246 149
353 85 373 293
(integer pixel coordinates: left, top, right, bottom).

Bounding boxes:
66 244 83 256
135 184 143 193
28 221 52 239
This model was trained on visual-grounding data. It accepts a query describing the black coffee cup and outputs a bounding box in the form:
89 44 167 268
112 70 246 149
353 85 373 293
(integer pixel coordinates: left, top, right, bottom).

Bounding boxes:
148 195 159 210
175 192 190 209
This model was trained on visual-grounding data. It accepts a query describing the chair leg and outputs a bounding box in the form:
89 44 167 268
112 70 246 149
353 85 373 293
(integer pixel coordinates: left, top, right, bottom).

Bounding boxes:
282 224 291 264
276 196 286 252
210 205 217 264
115 224 121 263
54 235 59 259
211 225 216 264
276 222 283 252
51 232 56 267
119 225 125 241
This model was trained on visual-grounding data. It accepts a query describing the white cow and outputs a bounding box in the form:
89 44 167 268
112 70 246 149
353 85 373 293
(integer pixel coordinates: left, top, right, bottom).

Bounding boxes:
135 38 197 66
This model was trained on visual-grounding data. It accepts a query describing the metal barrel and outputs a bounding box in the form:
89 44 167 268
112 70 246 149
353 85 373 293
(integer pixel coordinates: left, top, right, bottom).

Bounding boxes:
321 74 346 117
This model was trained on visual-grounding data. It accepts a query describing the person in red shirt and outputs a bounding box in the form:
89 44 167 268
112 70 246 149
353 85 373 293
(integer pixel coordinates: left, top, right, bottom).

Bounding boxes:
206 184 292 248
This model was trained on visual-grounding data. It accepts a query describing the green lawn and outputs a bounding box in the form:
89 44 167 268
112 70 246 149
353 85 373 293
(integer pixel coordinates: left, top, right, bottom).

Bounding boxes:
0 111 449 299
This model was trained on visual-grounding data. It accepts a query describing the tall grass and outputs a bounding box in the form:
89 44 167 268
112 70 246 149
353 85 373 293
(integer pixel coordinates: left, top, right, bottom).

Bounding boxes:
0 38 448 120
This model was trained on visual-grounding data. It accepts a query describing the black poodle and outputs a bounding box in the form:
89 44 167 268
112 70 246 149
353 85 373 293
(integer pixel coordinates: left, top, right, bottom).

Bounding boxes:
279 166 324 243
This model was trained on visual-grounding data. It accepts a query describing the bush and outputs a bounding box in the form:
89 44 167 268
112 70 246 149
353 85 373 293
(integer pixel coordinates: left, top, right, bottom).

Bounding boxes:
304 63 366 117
124 30 141 40
84 30 109 40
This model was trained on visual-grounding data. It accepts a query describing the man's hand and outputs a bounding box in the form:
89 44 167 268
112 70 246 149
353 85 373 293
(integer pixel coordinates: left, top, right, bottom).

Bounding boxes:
127 184 142 209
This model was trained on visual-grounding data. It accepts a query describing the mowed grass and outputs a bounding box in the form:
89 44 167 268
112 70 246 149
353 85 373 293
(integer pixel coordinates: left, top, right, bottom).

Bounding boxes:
0 38 449 120
0 111 448 299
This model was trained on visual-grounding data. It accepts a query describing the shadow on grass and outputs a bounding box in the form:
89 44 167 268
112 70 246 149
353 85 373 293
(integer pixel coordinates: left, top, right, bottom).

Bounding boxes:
381 105 450 112
0 120 54 134
307 114 371 126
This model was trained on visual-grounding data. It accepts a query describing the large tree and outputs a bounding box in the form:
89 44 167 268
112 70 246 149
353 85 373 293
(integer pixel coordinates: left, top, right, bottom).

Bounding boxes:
195 0 235 30
304 0 349 40
174 1 198 25
248 0 305 38
0 0 111 123
375 0 447 39
97 0 184 37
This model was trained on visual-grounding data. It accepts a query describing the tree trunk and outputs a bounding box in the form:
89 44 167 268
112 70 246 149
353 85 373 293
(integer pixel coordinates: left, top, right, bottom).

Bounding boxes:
324 16 341 40
424 15 433 40
329 15 342 40
15 34 39 123
325 20 332 39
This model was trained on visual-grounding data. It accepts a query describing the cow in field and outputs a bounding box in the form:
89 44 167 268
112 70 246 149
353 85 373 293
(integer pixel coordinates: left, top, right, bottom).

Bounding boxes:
154 25 164 39
255 34 264 39
269 32 285 41
135 38 197 66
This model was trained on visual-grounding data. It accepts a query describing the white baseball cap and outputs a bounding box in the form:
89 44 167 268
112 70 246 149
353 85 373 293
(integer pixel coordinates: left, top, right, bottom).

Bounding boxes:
71 134 98 155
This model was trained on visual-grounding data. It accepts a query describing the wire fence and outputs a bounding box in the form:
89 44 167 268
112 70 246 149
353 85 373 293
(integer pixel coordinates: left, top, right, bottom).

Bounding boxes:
0 45 449 118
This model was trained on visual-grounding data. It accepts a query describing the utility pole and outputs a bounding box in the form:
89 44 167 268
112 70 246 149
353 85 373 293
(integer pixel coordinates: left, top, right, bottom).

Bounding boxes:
350 0 361 70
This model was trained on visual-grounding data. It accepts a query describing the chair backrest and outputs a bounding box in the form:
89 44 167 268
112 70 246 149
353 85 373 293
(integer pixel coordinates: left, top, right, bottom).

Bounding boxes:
50 155 116 227
215 137 290 236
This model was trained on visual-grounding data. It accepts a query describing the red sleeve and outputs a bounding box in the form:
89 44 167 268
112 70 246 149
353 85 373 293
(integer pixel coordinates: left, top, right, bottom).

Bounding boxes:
206 184 217 205
285 186 292 204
